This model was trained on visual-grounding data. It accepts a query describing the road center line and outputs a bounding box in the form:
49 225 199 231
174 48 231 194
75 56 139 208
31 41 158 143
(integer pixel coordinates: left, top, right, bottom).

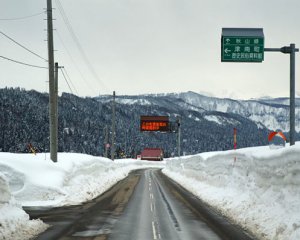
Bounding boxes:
152 221 157 240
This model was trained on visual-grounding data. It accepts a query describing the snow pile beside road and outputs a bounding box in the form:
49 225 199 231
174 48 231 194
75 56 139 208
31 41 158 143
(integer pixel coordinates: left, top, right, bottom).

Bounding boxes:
0 153 164 207
163 143 300 240
0 173 48 240
0 153 163 239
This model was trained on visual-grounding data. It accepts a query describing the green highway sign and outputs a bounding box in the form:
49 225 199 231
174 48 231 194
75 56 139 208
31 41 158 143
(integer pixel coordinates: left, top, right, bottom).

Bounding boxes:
221 28 264 62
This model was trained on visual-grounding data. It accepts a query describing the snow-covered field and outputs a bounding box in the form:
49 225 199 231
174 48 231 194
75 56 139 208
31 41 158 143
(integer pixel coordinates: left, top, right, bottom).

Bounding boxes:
0 144 300 240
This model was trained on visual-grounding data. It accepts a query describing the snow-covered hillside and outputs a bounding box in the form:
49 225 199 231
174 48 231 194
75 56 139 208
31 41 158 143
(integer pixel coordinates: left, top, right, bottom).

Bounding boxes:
4 88 296 156
98 91 300 133
1 144 300 240
173 91 300 132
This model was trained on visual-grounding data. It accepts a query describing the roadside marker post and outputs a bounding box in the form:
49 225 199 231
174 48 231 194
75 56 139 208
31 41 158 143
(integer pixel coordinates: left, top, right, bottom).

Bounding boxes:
233 128 237 162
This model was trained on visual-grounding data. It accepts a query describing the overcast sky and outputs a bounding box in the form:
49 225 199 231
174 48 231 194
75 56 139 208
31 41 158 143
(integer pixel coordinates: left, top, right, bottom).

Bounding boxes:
1 0 300 99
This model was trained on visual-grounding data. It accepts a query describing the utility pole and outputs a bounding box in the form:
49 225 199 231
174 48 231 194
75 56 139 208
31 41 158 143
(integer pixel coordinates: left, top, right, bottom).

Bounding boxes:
177 116 181 157
111 91 116 160
1 100 5 151
103 125 108 158
47 0 57 162
54 62 58 158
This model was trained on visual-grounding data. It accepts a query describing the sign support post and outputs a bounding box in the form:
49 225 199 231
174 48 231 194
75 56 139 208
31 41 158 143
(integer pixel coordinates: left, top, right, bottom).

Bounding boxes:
264 44 299 145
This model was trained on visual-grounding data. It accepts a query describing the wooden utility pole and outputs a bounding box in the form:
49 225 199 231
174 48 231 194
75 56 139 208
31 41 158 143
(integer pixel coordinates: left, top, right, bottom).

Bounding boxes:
47 0 57 162
177 116 181 157
104 125 109 158
111 91 116 160
54 63 58 157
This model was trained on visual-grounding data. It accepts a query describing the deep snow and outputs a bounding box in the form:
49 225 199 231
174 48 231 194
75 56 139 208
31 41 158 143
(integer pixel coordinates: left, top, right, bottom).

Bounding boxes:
0 173 48 240
1 144 300 240
163 143 300 240
0 153 163 239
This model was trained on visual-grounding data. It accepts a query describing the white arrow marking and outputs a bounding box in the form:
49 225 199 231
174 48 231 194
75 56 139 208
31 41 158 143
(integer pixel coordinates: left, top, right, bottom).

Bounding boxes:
224 48 231 54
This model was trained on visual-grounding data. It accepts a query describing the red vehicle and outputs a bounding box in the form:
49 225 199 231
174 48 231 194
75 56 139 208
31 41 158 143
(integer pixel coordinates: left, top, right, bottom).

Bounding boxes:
140 148 163 161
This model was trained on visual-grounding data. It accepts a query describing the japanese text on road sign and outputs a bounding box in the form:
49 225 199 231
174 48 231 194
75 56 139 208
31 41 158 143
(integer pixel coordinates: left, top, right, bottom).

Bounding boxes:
221 28 264 62
140 116 169 132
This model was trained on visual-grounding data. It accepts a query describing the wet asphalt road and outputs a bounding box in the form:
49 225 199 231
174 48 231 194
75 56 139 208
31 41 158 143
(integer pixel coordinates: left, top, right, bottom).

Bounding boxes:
25 169 255 240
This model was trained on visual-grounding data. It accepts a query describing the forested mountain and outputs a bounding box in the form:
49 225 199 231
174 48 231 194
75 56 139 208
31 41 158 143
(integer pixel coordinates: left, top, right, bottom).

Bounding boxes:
1 88 299 158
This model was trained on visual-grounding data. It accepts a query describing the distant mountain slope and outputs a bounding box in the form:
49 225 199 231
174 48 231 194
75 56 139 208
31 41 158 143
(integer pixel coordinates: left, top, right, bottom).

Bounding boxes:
99 91 300 133
170 91 300 132
1 88 299 157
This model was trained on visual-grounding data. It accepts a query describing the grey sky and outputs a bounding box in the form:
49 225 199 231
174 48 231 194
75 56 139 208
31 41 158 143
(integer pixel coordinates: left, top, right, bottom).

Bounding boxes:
1 0 300 99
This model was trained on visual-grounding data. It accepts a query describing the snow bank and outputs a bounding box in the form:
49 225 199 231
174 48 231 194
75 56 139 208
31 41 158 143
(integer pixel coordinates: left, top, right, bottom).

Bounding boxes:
163 143 300 240
2 145 299 240
0 152 163 239
0 153 164 207
0 173 48 240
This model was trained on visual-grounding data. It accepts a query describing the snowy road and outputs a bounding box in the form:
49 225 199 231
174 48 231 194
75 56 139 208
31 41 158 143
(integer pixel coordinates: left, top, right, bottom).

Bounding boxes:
25 169 255 240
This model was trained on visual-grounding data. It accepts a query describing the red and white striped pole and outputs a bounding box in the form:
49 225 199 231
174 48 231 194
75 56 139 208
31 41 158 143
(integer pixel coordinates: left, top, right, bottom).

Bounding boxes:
233 128 237 162
233 128 237 150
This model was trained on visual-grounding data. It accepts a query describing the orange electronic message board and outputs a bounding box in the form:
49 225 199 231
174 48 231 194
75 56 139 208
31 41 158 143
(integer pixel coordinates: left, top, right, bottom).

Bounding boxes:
140 116 169 132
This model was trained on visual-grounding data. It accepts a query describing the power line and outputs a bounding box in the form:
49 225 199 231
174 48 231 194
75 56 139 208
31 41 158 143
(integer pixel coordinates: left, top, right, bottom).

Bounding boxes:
60 68 74 94
0 11 45 21
55 30 96 95
55 0 109 92
0 55 48 69
0 30 48 62
62 67 79 95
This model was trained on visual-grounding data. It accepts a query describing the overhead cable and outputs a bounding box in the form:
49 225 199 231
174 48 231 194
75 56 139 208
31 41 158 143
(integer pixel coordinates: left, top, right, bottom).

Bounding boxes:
55 30 95 95
0 55 48 69
0 11 45 21
55 0 109 91
0 30 48 62
62 67 79 95
60 68 74 94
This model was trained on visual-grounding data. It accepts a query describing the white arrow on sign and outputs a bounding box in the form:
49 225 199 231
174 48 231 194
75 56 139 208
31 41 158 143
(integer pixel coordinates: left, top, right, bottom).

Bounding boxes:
224 48 231 53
